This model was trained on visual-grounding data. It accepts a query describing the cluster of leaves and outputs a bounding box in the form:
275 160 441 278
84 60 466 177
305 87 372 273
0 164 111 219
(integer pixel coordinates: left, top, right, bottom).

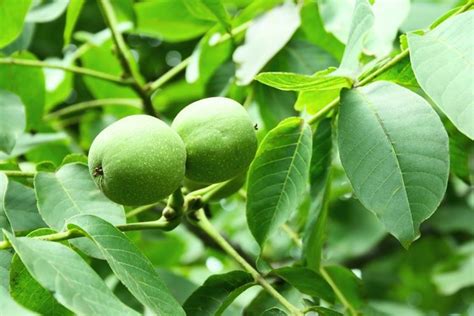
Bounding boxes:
0 0 473 315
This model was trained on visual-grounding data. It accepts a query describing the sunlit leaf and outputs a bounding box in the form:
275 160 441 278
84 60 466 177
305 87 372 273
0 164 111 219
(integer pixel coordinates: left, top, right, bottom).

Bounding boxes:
0 90 25 154
0 0 32 48
408 11 474 139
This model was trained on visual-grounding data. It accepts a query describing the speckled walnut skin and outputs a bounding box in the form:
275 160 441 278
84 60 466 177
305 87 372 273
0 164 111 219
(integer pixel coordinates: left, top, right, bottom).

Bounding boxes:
172 97 258 184
88 115 186 206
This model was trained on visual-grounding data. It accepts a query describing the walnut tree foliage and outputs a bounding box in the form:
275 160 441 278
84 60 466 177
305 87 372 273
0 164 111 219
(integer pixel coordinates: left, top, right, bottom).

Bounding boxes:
0 0 473 315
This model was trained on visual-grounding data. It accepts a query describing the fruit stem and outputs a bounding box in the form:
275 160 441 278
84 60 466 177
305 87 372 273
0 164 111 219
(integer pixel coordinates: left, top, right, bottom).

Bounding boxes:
190 208 303 316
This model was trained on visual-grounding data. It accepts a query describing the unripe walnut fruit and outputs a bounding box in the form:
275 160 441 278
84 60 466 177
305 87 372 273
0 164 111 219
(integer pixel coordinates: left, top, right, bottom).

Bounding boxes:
88 115 186 206
172 97 258 184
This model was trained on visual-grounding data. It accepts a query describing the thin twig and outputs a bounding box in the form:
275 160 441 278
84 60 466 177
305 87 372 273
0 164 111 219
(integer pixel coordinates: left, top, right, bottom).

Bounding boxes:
147 57 191 92
0 58 132 85
45 98 142 120
191 208 303 315
320 266 359 316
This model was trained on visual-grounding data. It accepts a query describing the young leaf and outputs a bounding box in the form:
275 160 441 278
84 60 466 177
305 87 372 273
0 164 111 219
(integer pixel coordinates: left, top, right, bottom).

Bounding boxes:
255 71 352 92
0 51 46 130
234 2 301 85
333 0 374 78
273 266 335 303
0 0 32 48
183 0 231 31
26 0 69 23
0 90 25 154
408 11 474 139
67 214 185 316
9 228 73 316
63 0 85 46
34 163 125 230
338 81 449 247
247 117 312 247
4 232 140 316
183 270 254 316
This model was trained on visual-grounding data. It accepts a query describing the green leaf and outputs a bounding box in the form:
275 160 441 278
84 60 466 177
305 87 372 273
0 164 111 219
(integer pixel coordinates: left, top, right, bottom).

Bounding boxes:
255 71 352 92
374 55 418 89
186 26 232 84
4 232 140 316
0 132 68 160
4 180 46 232
34 163 125 230
9 228 73 316
261 307 287 315
63 0 85 46
338 81 449 247
183 270 254 316
295 89 340 115
0 89 25 154
183 0 231 31
247 117 312 247
365 0 410 57
408 11 474 139
333 0 374 78
0 51 46 130
80 41 138 106
26 0 69 23
0 173 11 239
234 2 301 85
273 266 334 302
310 118 333 197
0 0 32 48
305 306 342 316
446 121 473 183
432 253 474 295
67 215 185 316
254 83 297 130
134 0 214 42
300 2 344 61
0 287 38 316
322 265 364 310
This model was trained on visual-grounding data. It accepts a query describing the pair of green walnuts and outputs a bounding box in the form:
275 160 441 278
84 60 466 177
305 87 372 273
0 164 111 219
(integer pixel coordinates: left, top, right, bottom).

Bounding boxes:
88 97 258 206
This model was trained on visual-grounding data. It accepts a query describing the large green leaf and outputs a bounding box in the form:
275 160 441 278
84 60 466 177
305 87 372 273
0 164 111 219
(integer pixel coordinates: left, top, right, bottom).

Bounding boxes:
322 265 364 311
0 0 32 48
9 228 73 316
310 118 333 197
0 89 25 154
34 163 125 231
333 0 374 78
0 132 68 160
247 117 312 246
0 51 46 130
273 266 334 302
4 180 45 232
338 81 449 247
134 0 213 42
234 2 301 85
255 71 352 92
4 232 140 316
408 11 474 139
183 270 254 316
67 215 185 316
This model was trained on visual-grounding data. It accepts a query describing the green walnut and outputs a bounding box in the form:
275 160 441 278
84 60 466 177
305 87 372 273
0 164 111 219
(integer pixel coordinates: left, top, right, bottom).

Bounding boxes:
88 115 186 206
172 97 257 184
